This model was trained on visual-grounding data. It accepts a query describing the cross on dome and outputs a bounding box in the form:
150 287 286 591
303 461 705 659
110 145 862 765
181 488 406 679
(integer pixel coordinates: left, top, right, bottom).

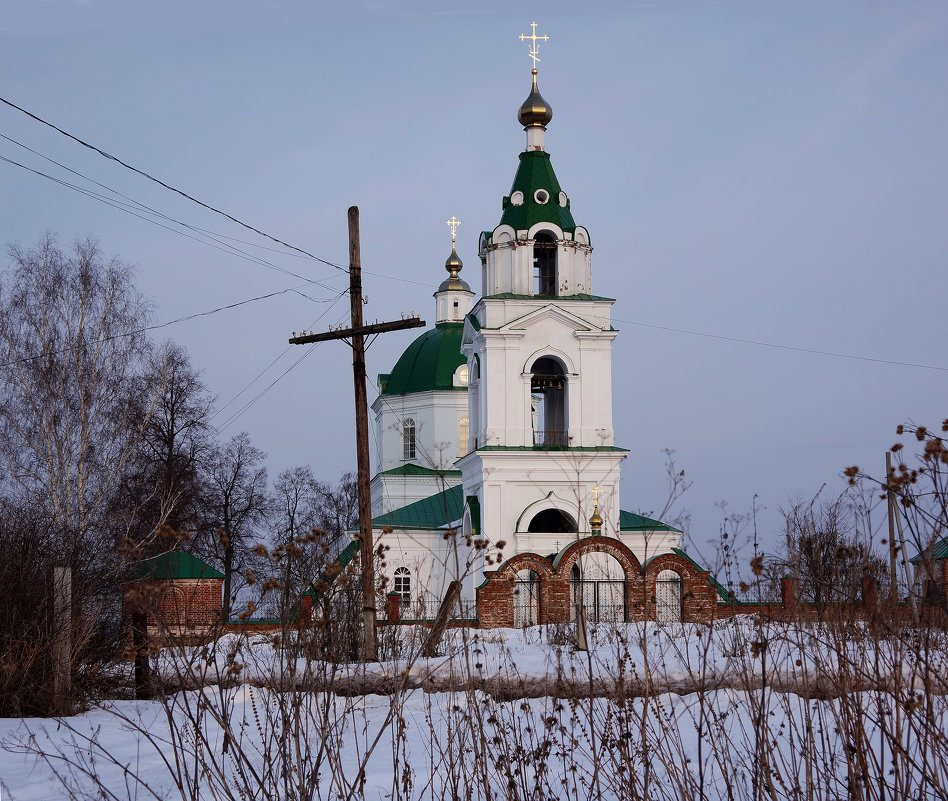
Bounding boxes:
446 216 461 243
519 21 549 70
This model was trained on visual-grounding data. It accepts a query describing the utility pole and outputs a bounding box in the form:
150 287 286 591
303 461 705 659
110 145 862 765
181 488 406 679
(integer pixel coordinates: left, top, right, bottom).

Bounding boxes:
289 206 424 661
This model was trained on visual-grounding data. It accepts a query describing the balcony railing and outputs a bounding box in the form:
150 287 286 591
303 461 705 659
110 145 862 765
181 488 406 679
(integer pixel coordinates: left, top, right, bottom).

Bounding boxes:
533 429 569 447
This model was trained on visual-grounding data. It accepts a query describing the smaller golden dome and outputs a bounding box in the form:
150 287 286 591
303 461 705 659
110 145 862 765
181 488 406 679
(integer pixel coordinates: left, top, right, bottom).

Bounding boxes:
445 245 463 278
518 69 553 129
590 502 604 530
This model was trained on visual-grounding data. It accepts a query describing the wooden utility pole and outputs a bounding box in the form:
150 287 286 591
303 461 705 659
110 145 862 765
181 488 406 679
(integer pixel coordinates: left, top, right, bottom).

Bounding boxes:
289 206 424 661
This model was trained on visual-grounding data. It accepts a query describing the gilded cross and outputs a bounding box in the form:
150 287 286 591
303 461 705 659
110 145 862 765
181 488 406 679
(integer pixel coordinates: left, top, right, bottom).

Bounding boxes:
519 21 549 69
591 486 601 502
446 216 461 243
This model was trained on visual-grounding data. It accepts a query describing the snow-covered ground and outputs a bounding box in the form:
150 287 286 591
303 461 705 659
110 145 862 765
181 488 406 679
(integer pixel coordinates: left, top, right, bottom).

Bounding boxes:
2 620 946 800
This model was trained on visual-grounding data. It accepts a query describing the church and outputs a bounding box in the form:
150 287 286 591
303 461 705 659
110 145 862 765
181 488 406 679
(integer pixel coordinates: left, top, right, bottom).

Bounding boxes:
365 32 725 627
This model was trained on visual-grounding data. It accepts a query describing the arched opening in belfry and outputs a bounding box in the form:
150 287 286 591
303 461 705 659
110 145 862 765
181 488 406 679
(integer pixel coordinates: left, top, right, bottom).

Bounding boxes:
530 356 567 447
533 231 557 296
527 508 577 534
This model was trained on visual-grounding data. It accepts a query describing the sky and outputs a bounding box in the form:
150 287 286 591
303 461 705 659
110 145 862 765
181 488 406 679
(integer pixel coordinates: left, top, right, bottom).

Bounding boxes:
1 0 946 562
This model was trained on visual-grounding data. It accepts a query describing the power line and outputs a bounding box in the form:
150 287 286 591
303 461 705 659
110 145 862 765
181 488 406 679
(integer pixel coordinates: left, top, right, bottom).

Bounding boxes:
0 151 346 290
610 316 948 373
212 291 351 431
0 95 347 272
0 282 336 370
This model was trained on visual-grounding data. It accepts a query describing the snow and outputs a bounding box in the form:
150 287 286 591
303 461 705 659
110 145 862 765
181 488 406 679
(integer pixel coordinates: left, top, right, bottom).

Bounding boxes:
2 620 946 800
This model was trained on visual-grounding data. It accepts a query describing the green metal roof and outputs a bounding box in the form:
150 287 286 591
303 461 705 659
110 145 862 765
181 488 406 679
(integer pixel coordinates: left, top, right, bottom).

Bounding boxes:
481 293 614 302
477 445 629 453
619 509 681 533
498 150 578 234
131 551 224 581
376 464 462 478
380 322 466 396
910 537 948 563
368 485 464 531
671 548 737 603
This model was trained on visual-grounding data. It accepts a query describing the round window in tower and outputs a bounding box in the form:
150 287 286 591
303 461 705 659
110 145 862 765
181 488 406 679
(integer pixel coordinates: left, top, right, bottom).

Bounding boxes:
534 188 550 205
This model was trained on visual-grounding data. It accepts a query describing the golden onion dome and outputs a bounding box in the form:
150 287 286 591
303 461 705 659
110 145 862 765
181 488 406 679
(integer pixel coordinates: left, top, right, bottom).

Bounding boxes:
518 69 553 129
445 244 463 278
590 503 604 530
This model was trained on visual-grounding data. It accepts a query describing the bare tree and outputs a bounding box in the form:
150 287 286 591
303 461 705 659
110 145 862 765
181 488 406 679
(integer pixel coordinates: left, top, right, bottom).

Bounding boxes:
777 491 887 605
0 234 156 713
204 432 268 621
119 342 215 548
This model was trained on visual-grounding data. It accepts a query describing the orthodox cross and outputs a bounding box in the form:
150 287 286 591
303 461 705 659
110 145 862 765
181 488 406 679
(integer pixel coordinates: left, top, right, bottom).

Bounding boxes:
446 215 461 243
519 22 549 69
591 485 602 502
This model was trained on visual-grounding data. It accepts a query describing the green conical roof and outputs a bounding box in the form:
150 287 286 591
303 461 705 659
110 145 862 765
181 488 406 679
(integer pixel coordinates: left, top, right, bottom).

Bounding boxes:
499 150 577 234
379 322 465 396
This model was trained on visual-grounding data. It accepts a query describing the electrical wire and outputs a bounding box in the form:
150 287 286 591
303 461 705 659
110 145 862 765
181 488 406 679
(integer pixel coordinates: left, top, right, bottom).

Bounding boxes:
0 132 347 284
212 290 351 431
0 95 347 271
0 151 345 291
0 282 336 370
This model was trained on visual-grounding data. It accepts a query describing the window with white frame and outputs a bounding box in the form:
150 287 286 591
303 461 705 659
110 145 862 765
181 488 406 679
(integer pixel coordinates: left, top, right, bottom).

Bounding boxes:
403 418 416 460
458 416 469 458
394 567 411 607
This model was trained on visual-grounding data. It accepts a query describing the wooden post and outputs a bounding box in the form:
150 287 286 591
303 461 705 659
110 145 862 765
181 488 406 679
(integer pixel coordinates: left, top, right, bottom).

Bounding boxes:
52 566 71 715
347 206 378 662
421 580 462 658
574 602 589 652
132 610 152 700
286 207 424 663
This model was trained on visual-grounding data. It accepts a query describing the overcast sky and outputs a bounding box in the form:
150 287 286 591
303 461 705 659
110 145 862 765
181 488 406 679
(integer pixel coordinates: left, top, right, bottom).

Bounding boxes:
2 0 946 563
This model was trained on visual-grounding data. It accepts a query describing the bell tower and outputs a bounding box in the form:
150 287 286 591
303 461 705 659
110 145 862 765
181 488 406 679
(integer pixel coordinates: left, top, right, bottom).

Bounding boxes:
458 27 627 557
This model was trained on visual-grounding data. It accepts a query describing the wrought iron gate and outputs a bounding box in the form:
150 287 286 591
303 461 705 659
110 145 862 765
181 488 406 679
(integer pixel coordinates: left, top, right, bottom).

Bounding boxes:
571 579 625 623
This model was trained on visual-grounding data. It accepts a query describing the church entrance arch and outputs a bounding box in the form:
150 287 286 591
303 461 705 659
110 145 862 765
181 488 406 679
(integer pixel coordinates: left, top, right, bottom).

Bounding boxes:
571 551 626 623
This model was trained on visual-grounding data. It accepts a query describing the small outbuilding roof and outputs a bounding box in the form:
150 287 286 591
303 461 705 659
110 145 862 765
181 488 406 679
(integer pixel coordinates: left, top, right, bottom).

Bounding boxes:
130 552 224 581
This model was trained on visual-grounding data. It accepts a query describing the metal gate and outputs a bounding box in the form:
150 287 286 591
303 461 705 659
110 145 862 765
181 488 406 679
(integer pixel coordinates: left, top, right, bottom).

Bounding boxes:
655 570 682 622
571 579 625 623
513 576 540 627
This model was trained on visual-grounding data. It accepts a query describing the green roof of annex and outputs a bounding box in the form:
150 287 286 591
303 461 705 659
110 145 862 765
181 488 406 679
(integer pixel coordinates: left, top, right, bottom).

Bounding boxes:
378 322 466 396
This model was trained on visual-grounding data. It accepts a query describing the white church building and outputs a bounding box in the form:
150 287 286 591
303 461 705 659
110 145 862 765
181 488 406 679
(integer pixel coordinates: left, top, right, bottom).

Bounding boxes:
363 50 725 627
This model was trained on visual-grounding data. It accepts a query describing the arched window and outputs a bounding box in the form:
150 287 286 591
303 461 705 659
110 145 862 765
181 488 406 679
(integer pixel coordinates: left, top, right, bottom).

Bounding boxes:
533 231 557 296
655 570 683 623
458 416 469 458
402 418 416 460
530 357 567 447
394 567 411 607
528 508 577 534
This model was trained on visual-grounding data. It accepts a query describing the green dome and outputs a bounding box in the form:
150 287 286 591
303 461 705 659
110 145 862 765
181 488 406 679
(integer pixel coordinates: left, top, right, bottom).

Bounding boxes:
379 322 466 396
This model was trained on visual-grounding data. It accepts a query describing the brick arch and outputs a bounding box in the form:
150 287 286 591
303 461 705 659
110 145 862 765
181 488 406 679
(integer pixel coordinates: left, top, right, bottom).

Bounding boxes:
552 537 646 623
552 535 642 579
495 552 554 580
477 553 555 628
644 553 718 623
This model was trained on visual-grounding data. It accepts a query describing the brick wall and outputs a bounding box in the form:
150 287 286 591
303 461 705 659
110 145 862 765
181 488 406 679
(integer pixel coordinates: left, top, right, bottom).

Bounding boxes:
476 539 723 626
123 577 223 636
